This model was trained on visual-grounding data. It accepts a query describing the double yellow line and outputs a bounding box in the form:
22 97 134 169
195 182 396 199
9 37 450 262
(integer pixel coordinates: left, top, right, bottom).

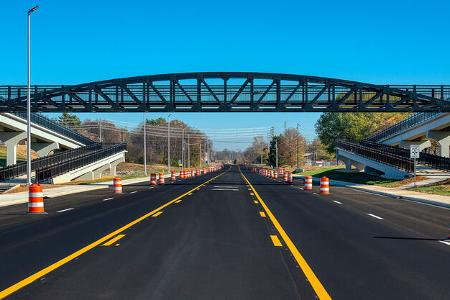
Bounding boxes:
241 171 332 300
0 172 225 299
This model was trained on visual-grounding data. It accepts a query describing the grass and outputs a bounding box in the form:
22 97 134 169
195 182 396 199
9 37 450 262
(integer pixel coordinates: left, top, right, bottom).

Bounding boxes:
407 180 450 196
296 167 422 187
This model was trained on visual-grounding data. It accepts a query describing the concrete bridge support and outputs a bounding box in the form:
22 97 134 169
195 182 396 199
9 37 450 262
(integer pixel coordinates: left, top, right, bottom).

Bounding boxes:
343 157 365 172
31 142 59 158
0 132 27 166
399 140 431 152
427 130 450 157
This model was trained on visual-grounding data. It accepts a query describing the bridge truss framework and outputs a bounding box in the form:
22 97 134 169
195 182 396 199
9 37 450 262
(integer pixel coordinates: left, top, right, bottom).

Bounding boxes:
1 72 449 112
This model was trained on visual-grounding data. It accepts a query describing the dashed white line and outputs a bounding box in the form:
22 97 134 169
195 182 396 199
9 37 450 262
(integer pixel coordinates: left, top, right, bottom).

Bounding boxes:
130 191 138 194
439 240 450 246
103 197 114 202
367 213 383 220
56 208 74 213
333 200 343 205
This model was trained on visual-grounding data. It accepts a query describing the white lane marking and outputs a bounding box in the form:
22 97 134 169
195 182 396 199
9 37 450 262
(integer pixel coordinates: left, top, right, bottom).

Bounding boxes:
56 208 74 213
213 185 238 189
367 213 383 220
439 240 450 246
103 197 114 202
211 188 239 191
333 201 343 205
130 191 138 194
312 192 318 195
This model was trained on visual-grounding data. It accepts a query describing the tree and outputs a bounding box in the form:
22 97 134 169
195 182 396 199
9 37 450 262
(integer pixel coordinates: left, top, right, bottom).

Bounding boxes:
315 112 408 152
58 112 81 128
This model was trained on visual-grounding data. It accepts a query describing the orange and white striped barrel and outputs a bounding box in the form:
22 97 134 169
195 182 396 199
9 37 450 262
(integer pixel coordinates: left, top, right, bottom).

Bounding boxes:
320 176 330 195
190 170 194 177
171 171 176 181
287 172 293 184
284 172 289 182
113 177 122 193
304 176 313 190
196 169 201 176
28 183 45 214
150 173 157 185
273 170 278 179
203 168 207 174
158 173 165 185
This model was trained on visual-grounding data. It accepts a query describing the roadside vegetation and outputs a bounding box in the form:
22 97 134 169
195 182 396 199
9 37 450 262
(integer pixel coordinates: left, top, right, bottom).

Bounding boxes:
407 180 450 196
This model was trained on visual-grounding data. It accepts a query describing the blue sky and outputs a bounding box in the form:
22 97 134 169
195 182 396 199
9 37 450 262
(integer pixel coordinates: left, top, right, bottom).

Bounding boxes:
1 0 449 150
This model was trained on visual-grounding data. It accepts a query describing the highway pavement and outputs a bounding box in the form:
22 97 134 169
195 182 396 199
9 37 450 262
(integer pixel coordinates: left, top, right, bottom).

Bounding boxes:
0 165 449 299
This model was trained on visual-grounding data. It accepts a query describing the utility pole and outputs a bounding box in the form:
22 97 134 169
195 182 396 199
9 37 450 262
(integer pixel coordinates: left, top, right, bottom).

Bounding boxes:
199 141 202 168
167 114 172 173
26 5 39 185
276 137 278 169
143 113 147 176
187 134 190 168
296 123 300 169
181 128 185 169
99 119 102 143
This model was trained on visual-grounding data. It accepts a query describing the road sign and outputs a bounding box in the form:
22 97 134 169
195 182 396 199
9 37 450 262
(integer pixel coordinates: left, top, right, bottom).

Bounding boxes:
410 145 420 159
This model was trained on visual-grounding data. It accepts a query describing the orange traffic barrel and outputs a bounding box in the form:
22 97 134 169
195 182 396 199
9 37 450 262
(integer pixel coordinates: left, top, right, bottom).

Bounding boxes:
171 170 176 181
320 176 330 195
191 170 195 177
287 172 293 184
113 177 122 193
196 169 201 176
150 173 157 185
158 173 165 184
28 183 45 214
304 176 313 190
284 172 289 182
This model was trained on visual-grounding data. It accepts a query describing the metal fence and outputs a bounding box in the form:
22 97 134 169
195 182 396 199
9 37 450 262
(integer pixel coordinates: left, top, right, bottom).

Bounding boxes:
13 112 95 145
36 143 127 182
365 112 443 142
0 143 102 181
336 140 414 172
360 140 450 171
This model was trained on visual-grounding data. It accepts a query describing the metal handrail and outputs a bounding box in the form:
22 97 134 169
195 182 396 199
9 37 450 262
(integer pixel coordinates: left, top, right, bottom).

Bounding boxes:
360 140 450 171
12 112 95 145
365 112 443 142
0 143 101 181
336 140 414 172
36 143 127 182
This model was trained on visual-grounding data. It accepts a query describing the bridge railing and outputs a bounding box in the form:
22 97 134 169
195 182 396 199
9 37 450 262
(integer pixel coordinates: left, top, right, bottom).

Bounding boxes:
360 140 450 171
336 140 414 172
36 143 127 182
365 112 443 142
12 112 95 145
0 143 102 181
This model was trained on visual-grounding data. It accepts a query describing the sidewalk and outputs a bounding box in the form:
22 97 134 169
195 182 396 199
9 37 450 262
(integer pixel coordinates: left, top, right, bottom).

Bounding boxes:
293 175 450 209
0 176 149 208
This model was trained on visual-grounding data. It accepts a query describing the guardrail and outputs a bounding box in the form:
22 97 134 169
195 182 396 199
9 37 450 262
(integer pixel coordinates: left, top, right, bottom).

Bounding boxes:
36 143 127 182
365 112 443 142
336 140 414 172
360 140 450 171
12 112 95 145
0 143 102 181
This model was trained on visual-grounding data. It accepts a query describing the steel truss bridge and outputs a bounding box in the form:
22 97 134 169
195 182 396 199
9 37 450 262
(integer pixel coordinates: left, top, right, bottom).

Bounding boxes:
1 72 449 112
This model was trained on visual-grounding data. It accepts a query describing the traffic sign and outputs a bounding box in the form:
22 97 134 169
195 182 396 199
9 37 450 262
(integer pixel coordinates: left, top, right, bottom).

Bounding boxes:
410 145 420 159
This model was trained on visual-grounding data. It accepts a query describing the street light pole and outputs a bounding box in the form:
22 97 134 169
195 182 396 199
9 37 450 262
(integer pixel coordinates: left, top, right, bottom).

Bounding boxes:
27 5 39 186
167 114 172 173
143 113 147 176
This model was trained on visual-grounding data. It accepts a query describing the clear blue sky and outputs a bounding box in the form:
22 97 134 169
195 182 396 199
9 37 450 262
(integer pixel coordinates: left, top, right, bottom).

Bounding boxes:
1 0 449 150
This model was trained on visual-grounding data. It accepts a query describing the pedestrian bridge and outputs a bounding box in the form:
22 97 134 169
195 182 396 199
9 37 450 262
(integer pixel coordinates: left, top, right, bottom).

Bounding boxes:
1 72 449 112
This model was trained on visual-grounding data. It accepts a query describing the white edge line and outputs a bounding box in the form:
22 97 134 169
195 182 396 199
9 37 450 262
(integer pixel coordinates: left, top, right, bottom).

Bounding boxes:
367 213 383 220
56 208 74 213
439 240 450 246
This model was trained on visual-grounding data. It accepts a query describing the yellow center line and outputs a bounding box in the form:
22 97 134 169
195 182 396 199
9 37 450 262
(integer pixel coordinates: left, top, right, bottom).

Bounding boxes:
241 171 332 300
102 234 126 246
152 211 163 217
0 171 226 299
270 235 282 247
259 211 266 218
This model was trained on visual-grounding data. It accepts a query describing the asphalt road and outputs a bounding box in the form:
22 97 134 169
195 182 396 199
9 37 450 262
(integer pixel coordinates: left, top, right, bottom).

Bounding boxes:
0 165 449 299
